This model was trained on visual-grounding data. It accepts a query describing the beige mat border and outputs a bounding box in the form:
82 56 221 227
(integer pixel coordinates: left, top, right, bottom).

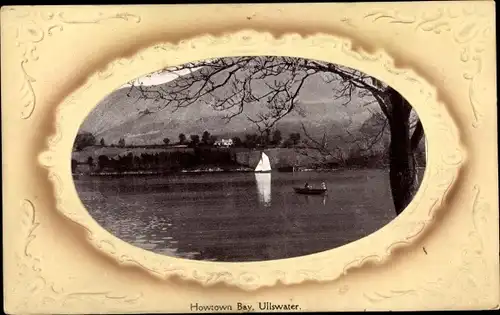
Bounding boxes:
2 2 498 313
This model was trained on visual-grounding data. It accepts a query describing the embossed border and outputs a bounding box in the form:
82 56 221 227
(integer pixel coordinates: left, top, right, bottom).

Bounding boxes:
4 3 498 311
34 29 466 291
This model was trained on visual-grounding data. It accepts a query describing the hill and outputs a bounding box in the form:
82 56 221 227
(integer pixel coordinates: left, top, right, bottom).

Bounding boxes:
79 59 379 147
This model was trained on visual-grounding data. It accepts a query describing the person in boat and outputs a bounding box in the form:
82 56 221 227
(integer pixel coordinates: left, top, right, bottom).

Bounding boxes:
304 182 312 189
321 182 327 190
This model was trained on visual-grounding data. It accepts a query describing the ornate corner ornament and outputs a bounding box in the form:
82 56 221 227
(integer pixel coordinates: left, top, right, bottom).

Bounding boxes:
2 7 141 120
35 27 466 291
12 200 144 313
363 5 492 128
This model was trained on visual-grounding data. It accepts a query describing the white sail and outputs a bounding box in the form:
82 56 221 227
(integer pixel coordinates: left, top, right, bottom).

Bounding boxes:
255 173 271 206
255 152 272 172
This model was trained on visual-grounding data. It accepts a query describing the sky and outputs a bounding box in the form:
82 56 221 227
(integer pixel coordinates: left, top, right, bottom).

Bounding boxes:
119 67 203 88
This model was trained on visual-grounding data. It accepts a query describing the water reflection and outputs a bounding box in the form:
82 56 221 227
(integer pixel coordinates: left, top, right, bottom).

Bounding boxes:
301 194 328 206
74 169 412 262
255 173 271 207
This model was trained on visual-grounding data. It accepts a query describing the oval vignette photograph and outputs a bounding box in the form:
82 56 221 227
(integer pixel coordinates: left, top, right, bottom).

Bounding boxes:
72 56 426 262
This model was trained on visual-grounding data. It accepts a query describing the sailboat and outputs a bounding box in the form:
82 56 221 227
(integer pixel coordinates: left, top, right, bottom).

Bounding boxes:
254 152 272 206
254 152 272 173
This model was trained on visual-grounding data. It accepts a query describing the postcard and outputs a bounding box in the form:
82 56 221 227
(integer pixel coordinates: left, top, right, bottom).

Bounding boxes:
2 2 498 313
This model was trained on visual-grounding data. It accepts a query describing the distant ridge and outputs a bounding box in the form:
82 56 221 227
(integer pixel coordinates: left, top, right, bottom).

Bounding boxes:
80 65 381 148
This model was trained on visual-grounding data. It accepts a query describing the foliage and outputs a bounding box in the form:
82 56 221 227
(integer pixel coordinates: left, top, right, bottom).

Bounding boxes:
189 134 200 147
232 136 243 147
178 133 187 144
118 138 126 147
95 149 240 173
73 132 96 151
289 132 301 145
272 129 282 145
209 135 218 145
202 131 211 145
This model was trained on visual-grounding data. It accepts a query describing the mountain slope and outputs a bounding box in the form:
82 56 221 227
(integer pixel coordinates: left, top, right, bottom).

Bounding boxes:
79 60 381 146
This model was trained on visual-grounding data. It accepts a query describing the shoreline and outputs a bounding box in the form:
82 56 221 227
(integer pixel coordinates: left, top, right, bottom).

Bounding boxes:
71 166 426 177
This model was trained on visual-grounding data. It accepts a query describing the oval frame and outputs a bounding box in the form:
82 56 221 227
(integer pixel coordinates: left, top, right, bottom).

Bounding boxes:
38 30 465 291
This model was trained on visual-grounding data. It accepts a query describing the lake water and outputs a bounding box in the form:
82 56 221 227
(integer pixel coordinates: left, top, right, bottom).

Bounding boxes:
73 169 402 262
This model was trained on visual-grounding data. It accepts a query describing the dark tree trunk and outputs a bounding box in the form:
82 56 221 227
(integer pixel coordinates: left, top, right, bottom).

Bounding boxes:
387 88 419 215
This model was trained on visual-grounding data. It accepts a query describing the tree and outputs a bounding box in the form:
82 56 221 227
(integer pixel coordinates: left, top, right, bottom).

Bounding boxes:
178 133 187 145
232 136 243 147
73 131 96 151
209 135 218 145
98 155 109 170
163 138 170 146
118 138 125 147
202 131 211 145
100 138 105 146
244 134 258 149
272 129 282 146
189 134 200 147
415 140 426 167
257 134 269 147
127 56 424 215
289 133 301 146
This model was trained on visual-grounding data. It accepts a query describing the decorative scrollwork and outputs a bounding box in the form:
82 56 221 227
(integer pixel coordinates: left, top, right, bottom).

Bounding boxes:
364 5 492 128
4 8 141 120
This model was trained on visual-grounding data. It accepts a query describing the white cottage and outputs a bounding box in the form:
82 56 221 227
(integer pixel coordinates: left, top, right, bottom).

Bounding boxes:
214 138 234 147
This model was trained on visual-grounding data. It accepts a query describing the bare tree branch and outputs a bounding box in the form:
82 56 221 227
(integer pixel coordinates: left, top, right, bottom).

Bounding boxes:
127 56 420 164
